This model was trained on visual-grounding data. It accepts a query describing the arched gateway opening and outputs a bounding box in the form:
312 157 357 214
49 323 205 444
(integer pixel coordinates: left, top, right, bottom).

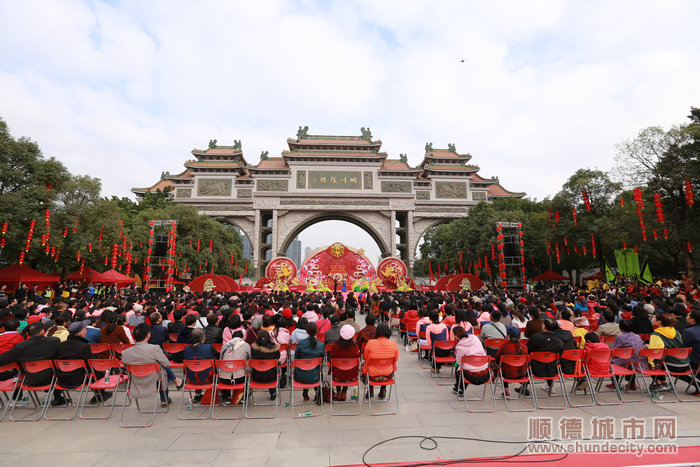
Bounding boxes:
278 213 390 261
133 128 524 280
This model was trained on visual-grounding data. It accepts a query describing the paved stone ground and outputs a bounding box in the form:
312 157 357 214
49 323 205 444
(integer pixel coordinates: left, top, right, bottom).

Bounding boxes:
2 315 700 466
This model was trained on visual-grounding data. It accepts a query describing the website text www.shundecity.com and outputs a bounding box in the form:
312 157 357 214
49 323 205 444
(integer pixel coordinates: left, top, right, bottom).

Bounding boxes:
527 415 679 457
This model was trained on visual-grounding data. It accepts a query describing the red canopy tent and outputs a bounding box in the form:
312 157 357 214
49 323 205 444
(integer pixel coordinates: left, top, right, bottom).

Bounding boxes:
88 268 136 286
66 266 100 282
0 263 60 290
532 270 571 281
188 274 233 293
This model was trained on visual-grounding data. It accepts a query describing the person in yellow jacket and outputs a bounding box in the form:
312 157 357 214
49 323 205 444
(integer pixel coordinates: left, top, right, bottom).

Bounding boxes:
648 313 691 392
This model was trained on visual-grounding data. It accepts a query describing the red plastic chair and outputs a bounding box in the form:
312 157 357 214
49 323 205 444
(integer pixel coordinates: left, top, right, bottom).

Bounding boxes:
179 360 215 420
278 343 297 387
0 363 22 422
635 348 669 404
245 359 279 419
212 344 223 355
289 357 324 418
459 355 495 413
329 357 361 416
89 343 112 358
45 359 91 421
111 343 134 360
639 334 651 343
162 343 187 369
405 317 420 348
364 357 399 416
484 338 508 350
610 348 644 403
418 329 431 367
558 349 593 408
431 340 456 385
529 352 567 410
497 355 534 412
212 360 247 420
599 335 617 346
664 347 698 402
120 363 165 428
584 349 622 406
10 360 56 421
472 328 481 336
168 332 178 343
81 358 128 420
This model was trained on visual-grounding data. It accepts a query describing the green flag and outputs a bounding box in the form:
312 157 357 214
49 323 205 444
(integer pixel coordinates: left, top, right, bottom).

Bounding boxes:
640 256 653 284
605 261 616 283
614 249 641 278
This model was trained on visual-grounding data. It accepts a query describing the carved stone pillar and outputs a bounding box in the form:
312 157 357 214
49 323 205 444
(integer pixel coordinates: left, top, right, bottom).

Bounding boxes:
253 209 260 277
390 210 396 257
407 210 415 275
271 209 278 260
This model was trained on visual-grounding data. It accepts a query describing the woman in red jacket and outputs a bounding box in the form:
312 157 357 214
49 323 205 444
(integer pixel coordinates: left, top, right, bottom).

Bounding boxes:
327 325 360 401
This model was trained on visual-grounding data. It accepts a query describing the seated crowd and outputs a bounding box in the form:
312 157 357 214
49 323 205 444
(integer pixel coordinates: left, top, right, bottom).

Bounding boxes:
0 280 699 415
399 283 700 399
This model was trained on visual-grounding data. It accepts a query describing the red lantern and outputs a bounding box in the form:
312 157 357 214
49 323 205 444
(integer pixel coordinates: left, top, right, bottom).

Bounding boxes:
582 189 592 211
653 194 665 224
572 206 578 227
663 228 669 240
634 245 639 254
684 179 694 207
688 242 693 254
619 197 625 207
24 219 36 252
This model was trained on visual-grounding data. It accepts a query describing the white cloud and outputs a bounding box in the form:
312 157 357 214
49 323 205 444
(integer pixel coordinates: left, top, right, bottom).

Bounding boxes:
1 0 699 259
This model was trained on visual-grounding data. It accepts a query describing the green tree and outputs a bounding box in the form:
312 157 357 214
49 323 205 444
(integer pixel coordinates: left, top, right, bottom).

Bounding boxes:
615 108 700 280
0 117 71 268
551 168 622 278
418 198 549 284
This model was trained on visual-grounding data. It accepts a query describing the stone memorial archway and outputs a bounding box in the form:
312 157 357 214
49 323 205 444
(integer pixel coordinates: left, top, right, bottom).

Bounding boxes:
133 128 524 278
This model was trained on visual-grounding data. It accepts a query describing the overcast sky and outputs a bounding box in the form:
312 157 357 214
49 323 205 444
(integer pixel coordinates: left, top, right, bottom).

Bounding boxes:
2 0 699 264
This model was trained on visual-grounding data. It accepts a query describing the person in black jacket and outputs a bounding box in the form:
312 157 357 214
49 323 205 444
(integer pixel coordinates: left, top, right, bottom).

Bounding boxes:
204 313 223 344
55 320 112 405
550 320 577 374
0 321 61 404
629 305 653 335
524 319 564 395
148 312 170 346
